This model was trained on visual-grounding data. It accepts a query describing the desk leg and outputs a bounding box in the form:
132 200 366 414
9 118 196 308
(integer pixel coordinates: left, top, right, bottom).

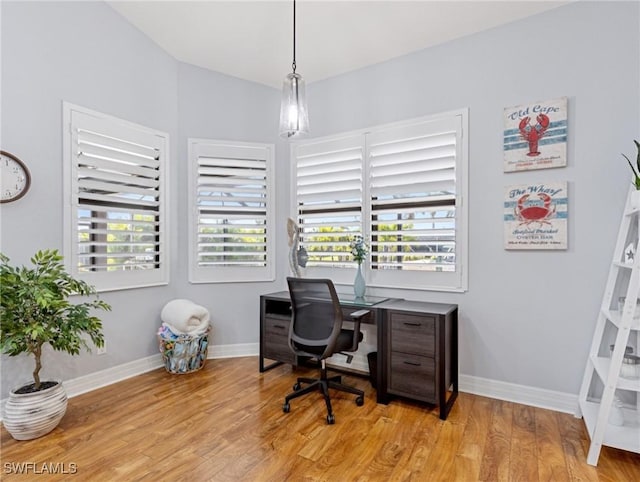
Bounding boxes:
376 309 390 404
375 356 391 404
376 390 390 405
375 350 390 404
438 309 459 420
260 358 284 373
439 390 458 420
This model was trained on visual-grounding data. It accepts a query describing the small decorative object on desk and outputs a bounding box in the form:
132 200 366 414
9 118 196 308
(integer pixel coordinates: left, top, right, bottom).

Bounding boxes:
350 235 368 298
354 263 366 298
287 218 308 277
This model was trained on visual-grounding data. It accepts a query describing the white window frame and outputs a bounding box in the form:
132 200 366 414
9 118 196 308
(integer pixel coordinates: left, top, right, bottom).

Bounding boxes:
188 138 275 284
63 102 170 292
291 109 468 292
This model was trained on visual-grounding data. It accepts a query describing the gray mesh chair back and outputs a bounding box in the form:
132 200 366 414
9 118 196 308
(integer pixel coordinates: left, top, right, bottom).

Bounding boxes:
287 277 342 360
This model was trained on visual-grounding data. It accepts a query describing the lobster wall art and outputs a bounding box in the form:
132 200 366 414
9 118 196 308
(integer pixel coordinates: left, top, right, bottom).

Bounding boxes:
519 114 549 157
503 97 568 172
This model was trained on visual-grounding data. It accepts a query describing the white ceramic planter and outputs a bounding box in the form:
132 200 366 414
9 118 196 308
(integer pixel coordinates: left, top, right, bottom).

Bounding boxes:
630 189 640 210
3 381 67 440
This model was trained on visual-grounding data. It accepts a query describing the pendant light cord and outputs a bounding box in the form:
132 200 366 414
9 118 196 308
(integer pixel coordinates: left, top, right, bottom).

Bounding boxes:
292 0 297 73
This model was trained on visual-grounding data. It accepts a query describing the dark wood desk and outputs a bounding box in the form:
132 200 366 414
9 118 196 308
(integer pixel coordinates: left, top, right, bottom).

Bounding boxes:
259 291 458 420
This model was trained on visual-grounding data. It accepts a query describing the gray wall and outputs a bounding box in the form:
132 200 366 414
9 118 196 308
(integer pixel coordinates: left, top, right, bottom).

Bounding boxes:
174 62 285 346
0 1 284 399
1 1 638 400
306 0 640 393
0 1 177 397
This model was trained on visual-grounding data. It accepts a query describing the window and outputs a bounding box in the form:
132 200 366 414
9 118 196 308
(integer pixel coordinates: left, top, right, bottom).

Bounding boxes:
292 110 468 291
188 139 275 283
294 134 364 272
63 103 169 292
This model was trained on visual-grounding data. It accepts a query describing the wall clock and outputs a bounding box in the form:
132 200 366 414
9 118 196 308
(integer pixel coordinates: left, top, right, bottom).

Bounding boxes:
1 150 31 203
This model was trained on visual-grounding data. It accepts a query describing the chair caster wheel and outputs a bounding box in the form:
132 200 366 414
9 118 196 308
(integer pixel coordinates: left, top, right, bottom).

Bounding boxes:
283 402 290 413
293 382 301 391
355 396 364 406
326 414 335 424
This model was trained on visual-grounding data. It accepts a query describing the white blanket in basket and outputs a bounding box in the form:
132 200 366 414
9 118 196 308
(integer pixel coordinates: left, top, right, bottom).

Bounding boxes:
161 299 210 335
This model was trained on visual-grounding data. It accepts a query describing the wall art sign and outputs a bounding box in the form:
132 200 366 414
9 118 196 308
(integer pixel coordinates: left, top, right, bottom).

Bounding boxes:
504 182 568 250
503 97 567 172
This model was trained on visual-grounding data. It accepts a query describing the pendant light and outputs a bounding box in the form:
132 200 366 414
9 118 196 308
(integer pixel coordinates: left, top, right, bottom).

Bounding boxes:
279 0 309 138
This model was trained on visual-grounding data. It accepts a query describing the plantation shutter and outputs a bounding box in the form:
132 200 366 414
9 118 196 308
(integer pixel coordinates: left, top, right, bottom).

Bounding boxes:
368 117 460 272
293 135 364 268
64 104 169 292
364 115 466 291
188 139 275 283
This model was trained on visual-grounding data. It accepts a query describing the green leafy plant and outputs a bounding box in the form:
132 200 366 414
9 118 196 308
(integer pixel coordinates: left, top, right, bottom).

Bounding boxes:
623 139 640 190
0 249 111 391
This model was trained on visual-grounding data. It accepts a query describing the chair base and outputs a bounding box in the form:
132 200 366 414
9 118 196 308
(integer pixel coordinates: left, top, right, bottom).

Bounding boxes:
282 362 364 424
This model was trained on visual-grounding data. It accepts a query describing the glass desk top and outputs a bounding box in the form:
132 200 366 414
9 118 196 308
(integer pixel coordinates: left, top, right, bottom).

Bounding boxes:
336 294 390 307
263 290 392 308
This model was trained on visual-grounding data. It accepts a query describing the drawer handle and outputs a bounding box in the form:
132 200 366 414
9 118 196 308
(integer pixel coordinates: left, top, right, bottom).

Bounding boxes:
403 322 421 327
403 361 422 367
273 325 286 330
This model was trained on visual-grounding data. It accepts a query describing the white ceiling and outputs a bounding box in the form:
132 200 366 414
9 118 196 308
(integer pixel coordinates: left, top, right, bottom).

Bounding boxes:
109 0 568 89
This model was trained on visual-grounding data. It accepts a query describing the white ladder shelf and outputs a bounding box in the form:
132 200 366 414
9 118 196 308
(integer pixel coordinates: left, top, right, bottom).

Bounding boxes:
577 186 640 465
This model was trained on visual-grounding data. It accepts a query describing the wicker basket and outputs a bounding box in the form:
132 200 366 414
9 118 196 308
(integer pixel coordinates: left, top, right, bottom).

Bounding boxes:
157 326 210 374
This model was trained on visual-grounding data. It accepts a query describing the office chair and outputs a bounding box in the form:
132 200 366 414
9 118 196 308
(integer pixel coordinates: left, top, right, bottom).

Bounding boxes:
283 277 369 424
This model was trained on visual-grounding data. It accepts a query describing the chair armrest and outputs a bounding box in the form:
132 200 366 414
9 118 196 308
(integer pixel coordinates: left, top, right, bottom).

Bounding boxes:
347 309 370 351
349 309 370 320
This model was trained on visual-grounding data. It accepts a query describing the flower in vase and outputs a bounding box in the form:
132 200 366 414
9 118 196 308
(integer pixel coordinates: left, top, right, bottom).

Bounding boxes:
349 235 369 264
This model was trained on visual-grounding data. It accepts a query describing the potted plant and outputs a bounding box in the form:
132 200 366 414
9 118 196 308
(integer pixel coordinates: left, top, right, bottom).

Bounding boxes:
623 139 640 209
0 249 110 440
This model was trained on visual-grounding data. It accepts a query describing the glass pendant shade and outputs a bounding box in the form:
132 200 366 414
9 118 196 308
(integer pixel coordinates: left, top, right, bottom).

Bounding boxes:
279 72 309 138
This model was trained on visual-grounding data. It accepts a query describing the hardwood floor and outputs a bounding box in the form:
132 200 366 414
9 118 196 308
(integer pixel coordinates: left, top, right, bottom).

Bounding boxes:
1 356 638 481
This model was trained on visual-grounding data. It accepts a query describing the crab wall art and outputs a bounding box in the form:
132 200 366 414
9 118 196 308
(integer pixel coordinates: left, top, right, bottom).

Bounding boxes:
514 193 556 226
504 182 568 250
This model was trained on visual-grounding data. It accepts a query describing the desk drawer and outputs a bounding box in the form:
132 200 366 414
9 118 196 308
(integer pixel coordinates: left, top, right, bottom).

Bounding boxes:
264 316 290 336
263 333 296 364
390 312 435 357
389 352 435 402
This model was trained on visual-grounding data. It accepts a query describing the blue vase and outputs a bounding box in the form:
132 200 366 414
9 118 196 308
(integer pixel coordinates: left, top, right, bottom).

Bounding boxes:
354 263 366 298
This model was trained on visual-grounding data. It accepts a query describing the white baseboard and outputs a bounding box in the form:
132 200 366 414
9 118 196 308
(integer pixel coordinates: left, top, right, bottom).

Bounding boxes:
208 342 259 359
1 345 579 422
64 354 164 399
61 343 260 400
459 374 578 414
